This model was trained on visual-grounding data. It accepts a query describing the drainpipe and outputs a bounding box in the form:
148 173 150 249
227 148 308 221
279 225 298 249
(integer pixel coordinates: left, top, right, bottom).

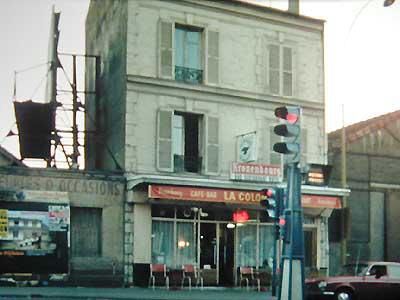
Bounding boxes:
288 0 300 14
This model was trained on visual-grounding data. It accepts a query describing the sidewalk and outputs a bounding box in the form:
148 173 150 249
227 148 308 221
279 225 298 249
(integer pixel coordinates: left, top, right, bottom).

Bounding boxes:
0 287 275 300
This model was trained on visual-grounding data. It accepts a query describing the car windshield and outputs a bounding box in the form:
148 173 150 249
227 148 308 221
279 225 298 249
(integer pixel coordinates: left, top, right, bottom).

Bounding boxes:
338 264 369 276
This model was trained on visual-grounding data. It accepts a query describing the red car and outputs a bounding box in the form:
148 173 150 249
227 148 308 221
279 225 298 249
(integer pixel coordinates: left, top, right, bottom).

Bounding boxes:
306 262 400 300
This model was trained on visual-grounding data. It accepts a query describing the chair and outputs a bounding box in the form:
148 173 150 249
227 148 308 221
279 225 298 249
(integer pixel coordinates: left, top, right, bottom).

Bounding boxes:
181 264 203 290
239 266 260 292
148 264 169 290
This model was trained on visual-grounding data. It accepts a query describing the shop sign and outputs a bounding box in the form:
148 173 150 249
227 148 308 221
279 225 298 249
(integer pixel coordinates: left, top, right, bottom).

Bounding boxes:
0 174 123 198
149 185 263 205
0 209 7 238
149 185 342 209
301 194 341 209
230 162 282 183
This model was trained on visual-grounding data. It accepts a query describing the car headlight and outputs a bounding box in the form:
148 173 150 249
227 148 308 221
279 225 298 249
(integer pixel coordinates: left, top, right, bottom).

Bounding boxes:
318 281 327 289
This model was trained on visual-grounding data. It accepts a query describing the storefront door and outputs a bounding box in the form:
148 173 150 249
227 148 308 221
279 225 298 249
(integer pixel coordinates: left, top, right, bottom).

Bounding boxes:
218 223 234 286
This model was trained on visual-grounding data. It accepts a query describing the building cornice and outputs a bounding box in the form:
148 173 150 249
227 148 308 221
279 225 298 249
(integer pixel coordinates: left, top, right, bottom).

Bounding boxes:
126 75 324 112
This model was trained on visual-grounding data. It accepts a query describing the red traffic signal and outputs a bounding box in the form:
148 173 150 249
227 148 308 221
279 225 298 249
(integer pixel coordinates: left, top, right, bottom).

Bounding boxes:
274 106 300 124
260 188 278 218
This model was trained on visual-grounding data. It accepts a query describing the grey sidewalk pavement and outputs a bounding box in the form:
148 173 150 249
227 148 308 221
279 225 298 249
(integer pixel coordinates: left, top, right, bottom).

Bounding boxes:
0 287 276 300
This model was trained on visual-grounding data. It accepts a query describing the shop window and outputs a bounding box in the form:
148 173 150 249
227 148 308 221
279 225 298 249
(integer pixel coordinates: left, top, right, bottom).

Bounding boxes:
176 222 196 266
157 110 219 174
236 224 257 267
152 220 174 266
159 21 219 85
70 207 102 257
259 225 275 269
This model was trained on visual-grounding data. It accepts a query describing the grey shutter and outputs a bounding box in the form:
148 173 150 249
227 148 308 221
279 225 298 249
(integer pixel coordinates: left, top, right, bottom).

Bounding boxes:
283 46 293 97
159 21 174 78
207 30 219 85
205 116 219 174
269 44 280 94
157 110 173 172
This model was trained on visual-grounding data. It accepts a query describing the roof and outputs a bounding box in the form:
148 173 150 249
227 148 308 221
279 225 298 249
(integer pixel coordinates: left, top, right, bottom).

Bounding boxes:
0 146 25 167
329 109 400 144
225 0 325 23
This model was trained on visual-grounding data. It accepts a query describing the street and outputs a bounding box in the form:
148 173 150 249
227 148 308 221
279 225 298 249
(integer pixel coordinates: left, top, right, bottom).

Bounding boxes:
0 287 274 300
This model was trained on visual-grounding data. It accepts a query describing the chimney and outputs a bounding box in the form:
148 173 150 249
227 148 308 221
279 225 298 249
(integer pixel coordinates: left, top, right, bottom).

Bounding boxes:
288 0 299 14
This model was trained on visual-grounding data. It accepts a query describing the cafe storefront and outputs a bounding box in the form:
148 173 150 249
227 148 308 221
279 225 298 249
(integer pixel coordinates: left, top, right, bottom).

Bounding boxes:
126 177 348 287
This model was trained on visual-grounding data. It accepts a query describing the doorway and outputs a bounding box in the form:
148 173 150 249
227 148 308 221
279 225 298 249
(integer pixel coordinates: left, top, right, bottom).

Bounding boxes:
218 223 235 286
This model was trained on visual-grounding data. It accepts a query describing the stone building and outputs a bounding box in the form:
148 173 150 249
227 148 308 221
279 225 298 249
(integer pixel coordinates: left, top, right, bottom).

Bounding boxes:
329 110 400 275
85 0 348 286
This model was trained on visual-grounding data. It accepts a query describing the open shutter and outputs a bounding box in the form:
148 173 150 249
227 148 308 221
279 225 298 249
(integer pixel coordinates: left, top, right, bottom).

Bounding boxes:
206 30 219 85
159 21 174 79
157 110 173 172
205 116 219 174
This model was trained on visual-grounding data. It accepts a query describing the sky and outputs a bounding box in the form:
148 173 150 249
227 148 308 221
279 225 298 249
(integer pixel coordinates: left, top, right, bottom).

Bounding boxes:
0 0 399 160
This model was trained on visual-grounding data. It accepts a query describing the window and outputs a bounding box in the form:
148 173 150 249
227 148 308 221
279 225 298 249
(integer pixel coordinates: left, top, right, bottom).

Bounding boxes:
268 44 293 97
159 21 219 85
173 113 200 173
157 110 219 174
175 25 203 84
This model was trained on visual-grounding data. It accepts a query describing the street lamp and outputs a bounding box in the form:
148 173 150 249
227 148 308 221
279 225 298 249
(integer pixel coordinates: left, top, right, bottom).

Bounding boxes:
384 0 396 6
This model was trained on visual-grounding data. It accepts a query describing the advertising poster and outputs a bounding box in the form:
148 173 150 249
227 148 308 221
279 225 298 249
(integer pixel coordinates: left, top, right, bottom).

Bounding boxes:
0 202 69 273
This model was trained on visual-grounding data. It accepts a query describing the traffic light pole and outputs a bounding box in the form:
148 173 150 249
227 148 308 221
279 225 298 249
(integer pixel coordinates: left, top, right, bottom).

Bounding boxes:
278 163 305 300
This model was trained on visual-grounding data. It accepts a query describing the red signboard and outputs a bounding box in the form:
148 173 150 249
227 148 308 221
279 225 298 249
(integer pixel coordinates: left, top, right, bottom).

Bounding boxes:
148 185 342 209
301 194 341 209
149 185 263 205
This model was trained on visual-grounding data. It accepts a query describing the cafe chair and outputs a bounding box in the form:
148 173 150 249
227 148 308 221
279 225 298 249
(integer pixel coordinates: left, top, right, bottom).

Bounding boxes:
239 266 260 292
181 264 203 290
148 263 169 290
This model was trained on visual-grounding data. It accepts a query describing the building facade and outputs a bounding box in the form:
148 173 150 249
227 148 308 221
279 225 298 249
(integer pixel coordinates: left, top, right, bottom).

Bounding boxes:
329 110 400 275
85 0 347 286
0 166 125 285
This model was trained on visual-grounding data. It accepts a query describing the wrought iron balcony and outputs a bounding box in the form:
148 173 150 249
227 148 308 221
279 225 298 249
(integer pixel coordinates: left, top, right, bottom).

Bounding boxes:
175 66 203 84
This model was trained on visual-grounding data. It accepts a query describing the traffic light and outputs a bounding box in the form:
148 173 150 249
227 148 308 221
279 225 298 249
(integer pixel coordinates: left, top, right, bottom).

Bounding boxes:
273 106 301 163
260 188 278 219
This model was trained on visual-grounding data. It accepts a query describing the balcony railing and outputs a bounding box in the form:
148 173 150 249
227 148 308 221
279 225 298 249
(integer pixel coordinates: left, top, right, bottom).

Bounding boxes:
175 66 203 84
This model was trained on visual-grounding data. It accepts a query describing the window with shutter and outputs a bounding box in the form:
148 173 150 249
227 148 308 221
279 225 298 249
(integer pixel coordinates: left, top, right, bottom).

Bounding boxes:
205 116 219 174
269 45 280 95
268 44 293 96
160 21 174 78
207 30 219 85
174 25 203 84
157 110 173 172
